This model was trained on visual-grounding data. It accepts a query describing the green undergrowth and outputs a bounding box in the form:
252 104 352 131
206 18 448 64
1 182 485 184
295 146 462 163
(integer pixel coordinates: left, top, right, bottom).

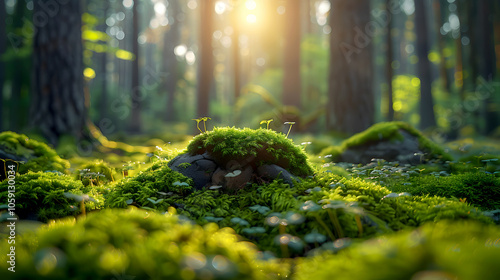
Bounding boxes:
0 131 70 174
386 172 500 210
105 161 194 209
186 127 314 176
75 159 116 186
0 172 104 222
0 208 287 280
295 220 500 280
320 122 452 162
104 165 492 257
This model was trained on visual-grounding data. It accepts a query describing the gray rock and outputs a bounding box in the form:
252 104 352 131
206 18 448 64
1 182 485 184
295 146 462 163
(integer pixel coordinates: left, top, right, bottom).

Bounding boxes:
340 130 426 164
168 152 217 189
257 164 298 187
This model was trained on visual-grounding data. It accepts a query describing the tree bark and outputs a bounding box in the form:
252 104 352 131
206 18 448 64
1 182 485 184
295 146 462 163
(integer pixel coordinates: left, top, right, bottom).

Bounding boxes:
327 0 374 134
163 0 181 122
31 0 87 146
415 0 436 130
129 0 141 132
0 1 5 131
282 0 302 111
433 0 451 94
231 6 241 102
385 0 394 121
197 0 215 118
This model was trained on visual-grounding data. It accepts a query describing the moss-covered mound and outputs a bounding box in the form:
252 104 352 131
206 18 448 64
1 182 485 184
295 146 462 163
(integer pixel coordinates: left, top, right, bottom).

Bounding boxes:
186 127 314 176
320 122 452 163
0 208 286 280
0 131 70 176
105 168 491 257
295 220 500 280
75 159 116 186
0 172 102 222
105 161 194 210
387 172 500 210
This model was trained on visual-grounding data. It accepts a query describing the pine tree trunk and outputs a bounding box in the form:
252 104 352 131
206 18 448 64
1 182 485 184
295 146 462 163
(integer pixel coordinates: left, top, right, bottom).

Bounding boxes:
415 0 436 130
197 0 214 119
385 0 394 121
283 0 302 111
163 0 180 122
327 0 374 134
129 0 141 133
31 0 86 146
0 1 5 131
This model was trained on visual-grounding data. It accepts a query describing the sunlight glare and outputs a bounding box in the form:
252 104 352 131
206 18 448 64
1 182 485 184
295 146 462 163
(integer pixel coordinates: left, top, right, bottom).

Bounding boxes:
174 44 188 57
277 6 285 15
187 0 197 10
246 14 257 23
123 0 133 9
317 0 331 14
154 2 166 16
245 0 256 10
215 1 227 15
186 51 196 65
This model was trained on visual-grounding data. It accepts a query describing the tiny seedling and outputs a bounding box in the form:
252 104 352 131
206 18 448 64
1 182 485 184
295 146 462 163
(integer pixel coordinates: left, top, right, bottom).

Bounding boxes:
260 119 273 129
192 117 211 133
284 122 295 138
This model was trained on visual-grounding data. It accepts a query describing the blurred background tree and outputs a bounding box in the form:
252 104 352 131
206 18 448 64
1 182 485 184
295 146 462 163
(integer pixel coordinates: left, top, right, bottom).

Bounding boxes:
0 0 499 148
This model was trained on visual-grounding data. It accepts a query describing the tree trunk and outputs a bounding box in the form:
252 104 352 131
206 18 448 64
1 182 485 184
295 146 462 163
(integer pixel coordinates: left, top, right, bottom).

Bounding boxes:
385 0 394 121
163 0 180 122
283 0 302 111
197 0 215 118
0 1 5 131
477 0 497 134
129 0 141 132
31 0 86 146
327 0 374 134
97 1 109 127
415 0 436 130
433 0 451 94
231 7 241 102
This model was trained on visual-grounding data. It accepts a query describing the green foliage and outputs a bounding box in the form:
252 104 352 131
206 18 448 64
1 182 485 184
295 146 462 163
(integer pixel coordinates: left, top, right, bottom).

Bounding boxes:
0 131 70 174
76 159 116 186
0 172 102 222
186 127 314 176
0 208 286 280
295 220 500 280
105 161 194 210
387 172 500 210
320 122 452 162
109 170 490 257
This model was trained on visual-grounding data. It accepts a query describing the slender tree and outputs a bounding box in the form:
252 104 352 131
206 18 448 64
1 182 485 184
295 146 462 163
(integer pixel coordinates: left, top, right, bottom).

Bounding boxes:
385 0 394 121
0 1 5 130
197 0 215 119
31 0 87 145
129 0 141 132
231 4 241 102
327 0 374 134
415 0 436 130
282 0 302 111
97 1 109 126
163 0 181 122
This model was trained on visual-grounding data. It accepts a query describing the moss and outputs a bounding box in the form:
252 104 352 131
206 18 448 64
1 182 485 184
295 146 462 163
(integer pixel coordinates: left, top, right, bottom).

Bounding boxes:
105 160 194 210
107 170 490 257
0 208 286 280
295 220 500 280
0 131 70 174
0 172 102 222
387 172 500 210
320 122 452 162
75 159 116 186
186 127 314 176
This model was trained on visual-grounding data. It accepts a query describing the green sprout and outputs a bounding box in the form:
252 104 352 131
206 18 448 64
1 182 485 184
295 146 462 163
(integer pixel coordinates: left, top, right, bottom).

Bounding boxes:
192 117 211 133
284 122 295 138
260 119 273 129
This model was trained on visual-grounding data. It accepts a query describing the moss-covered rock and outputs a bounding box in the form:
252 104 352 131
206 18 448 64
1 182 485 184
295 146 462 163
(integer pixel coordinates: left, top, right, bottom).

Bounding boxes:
0 208 286 280
0 172 102 222
170 127 314 191
0 131 70 178
295 220 500 280
75 159 116 186
320 122 452 164
186 127 314 176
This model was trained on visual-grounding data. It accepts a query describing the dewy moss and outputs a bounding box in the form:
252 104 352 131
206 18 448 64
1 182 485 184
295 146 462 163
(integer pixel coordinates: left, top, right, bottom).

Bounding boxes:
320 121 453 162
0 131 70 174
186 127 314 176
